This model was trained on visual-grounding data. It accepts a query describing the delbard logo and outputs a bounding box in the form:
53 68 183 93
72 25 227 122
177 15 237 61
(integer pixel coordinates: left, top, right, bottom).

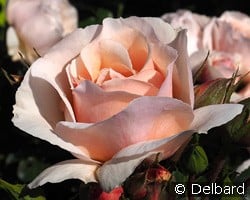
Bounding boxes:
174 182 246 197
191 183 245 195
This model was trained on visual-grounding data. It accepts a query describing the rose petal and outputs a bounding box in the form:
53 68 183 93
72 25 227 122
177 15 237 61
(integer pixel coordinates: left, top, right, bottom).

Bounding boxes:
55 97 194 161
169 29 195 107
12 63 102 159
72 80 139 123
162 10 210 55
29 27 100 122
28 159 99 188
130 69 165 89
96 68 125 85
143 17 177 43
203 18 250 76
220 11 250 37
101 78 159 96
100 18 150 72
191 104 243 133
97 130 194 191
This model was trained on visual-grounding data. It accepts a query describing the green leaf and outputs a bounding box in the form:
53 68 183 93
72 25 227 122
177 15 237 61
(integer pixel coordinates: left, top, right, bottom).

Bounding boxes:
0 179 46 200
171 170 188 183
183 145 209 175
224 101 250 142
0 0 6 27
194 72 239 109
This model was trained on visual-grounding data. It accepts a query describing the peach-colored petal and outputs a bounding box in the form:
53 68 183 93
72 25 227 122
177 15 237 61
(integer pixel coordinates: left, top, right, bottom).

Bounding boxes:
101 78 159 96
130 69 165 88
150 42 178 76
55 97 194 162
96 68 125 85
80 39 134 81
28 159 99 188
170 29 194 107
144 42 178 98
97 130 194 191
127 33 149 72
72 80 139 123
79 42 101 81
66 56 92 89
99 40 134 75
100 17 151 72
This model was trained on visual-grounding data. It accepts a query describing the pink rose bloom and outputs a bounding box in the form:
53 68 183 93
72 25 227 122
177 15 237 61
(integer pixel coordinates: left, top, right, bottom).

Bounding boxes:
6 0 78 63
12 17 243 191
162 9 210 55
203 11 250 80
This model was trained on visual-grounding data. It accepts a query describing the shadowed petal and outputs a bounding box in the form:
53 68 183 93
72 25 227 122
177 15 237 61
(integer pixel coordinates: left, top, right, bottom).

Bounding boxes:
12 69 87 157
28 159 99 188
191 104 243 133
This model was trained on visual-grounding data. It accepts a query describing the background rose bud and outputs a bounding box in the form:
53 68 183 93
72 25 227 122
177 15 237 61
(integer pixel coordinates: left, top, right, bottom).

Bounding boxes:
6 0 78 64
12 16 243 192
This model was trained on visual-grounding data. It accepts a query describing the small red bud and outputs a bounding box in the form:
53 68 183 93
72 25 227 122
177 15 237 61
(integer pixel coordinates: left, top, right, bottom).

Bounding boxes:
98 187 124 200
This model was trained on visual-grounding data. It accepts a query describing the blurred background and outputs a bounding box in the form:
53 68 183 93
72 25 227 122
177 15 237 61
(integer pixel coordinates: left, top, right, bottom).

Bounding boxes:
0 0 250 199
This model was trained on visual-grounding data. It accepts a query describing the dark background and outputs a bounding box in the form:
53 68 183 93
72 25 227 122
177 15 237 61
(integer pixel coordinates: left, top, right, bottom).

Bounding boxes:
0 0 250 199
71 0 250 18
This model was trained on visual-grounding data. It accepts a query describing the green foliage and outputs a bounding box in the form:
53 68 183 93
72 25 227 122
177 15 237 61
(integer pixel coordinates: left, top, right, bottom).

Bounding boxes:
194 74 239 109
0 179 46 200
224 97 250 142
0 0 6 27
79 8 114 27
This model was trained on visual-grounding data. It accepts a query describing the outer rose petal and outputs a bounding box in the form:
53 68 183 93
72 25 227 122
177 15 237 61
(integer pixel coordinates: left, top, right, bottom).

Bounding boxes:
12 69 89 158
97 130 194 191
12 27 101 157
55 97 194 161
28 159 99 188
31 27 101 122
191 104 243 133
